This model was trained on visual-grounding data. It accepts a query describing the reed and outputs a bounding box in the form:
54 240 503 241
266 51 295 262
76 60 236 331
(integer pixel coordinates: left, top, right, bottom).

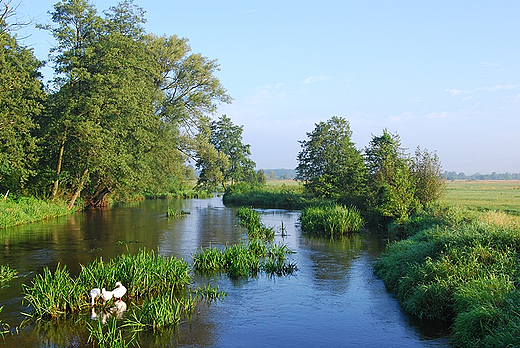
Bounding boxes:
166 208 190 218
300 205 364 235
236 206 275 242
192 246 227 272
87 316 134 348
124 290 192 332
193 283 227 301
0 307 8 338
22 264 84 319
0 265 16 283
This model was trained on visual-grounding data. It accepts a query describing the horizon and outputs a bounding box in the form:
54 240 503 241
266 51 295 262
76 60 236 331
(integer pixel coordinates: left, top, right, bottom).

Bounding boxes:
16 0 520 174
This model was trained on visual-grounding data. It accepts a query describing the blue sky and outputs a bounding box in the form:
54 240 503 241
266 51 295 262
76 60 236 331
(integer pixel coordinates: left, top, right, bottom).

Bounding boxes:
16 0 520 174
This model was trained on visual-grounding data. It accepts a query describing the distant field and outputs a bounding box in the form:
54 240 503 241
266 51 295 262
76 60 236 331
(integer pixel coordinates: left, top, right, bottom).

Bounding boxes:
266 179 301 186
443 180 520 215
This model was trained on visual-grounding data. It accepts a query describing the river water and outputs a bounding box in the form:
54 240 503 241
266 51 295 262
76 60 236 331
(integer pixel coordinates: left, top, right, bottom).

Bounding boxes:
0 196 451 347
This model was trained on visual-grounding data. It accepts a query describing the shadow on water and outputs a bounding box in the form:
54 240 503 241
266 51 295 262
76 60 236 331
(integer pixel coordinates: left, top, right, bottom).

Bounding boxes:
0 197 451 347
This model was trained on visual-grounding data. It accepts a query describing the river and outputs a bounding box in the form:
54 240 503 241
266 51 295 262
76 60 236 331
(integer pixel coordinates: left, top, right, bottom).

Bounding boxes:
0 196 451 347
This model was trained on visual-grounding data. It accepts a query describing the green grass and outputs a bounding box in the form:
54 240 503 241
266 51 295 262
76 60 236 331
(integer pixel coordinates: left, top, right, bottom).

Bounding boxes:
23 250 192 319
223 182 329 209
0 197 72 229
375 205 520 348
0 265 17 283
299 205 365 235
443 180 520 216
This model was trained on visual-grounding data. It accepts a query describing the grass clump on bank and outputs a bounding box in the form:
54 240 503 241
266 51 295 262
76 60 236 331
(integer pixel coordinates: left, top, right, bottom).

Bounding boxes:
300 205 364 235
374 204 520 348
0 196 72 229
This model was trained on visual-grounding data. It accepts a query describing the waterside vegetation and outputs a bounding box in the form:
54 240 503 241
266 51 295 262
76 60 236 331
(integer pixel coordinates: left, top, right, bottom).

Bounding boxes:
375 203 520 348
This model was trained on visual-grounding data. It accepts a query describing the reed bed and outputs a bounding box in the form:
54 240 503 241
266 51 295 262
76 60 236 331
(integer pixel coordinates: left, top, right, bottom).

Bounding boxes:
23 250 192 319
375 205 520 348
299 205 364 235
236 206 275 242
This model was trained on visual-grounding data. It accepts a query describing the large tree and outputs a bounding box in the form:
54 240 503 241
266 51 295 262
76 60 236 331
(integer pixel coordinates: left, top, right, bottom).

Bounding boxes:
0 0 45 192
39 0 230 207
364 129 417 222
296 116 367 201
410 146 445 206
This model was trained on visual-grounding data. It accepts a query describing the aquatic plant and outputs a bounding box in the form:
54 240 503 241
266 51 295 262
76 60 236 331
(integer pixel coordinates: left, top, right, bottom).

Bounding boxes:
24 250 192 319
300 205 364 235
192 246 227 272
22 264 84 318
236 206 275 242
0 265 16 283
0 307 9 338
87 317 134 348
193 283 227 301
166 208 190 218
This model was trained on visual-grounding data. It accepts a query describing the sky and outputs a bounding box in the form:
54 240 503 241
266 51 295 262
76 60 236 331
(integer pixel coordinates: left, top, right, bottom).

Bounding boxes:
13 0 520 174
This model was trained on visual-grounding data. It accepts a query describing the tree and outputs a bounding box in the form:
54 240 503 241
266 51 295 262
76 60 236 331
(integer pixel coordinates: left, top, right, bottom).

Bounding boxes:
364 129 417 222
39 0 231 207
410 146 445 206
0 0 45 192
210 115 256 184
296 116 367 201
195 120 229 191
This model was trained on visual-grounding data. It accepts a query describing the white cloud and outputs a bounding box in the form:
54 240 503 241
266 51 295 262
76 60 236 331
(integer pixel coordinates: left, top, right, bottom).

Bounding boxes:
445 88 471 96
426 111 450 119
475 84 517 92
303 75 331 84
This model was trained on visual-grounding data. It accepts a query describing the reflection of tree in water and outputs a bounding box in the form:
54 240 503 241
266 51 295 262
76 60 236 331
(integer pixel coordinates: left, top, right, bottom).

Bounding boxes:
303 234 364 294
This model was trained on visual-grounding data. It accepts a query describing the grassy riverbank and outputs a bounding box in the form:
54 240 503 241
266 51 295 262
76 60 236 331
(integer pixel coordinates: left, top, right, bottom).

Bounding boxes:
375 203 520 347
0 197 72 229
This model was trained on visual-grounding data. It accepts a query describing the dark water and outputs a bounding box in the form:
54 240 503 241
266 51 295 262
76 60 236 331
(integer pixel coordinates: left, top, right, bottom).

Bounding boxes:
0 196 451 347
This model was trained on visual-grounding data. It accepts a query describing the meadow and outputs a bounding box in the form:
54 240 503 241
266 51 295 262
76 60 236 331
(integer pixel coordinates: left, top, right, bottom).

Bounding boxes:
443 180 520 215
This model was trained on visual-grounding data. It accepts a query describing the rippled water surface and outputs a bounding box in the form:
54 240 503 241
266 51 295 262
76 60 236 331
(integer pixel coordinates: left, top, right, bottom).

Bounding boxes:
0 196 451 347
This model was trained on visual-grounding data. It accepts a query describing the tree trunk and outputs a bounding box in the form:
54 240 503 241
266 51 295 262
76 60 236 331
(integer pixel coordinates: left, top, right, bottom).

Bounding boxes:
68 169 88 210
52 136 66 198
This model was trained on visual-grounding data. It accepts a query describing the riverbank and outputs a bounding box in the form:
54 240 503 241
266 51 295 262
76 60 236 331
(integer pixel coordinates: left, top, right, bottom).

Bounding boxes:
0 197 72 229
375 204 520 347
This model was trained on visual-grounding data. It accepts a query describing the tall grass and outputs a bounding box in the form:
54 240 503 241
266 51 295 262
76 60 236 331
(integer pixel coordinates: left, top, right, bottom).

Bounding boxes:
300 205 364 235
0 197 72 229
23 250 192 319
374 204 520 348
87 316 134 348
236 207 275 241
166 208 190 219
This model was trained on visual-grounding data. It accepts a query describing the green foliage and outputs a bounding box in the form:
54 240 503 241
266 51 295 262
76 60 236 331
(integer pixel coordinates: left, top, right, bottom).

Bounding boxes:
374 206 520 347
299 205 365 235
223 182 327 209
0 264 16 283
296 116 367 201
411 146 446 205
23 250 192 319
0 196 71 228
0 14 45 192
365 129 418 223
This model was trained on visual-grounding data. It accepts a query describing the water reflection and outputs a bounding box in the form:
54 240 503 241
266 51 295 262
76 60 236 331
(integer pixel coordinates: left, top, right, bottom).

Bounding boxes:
90 300 127 324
